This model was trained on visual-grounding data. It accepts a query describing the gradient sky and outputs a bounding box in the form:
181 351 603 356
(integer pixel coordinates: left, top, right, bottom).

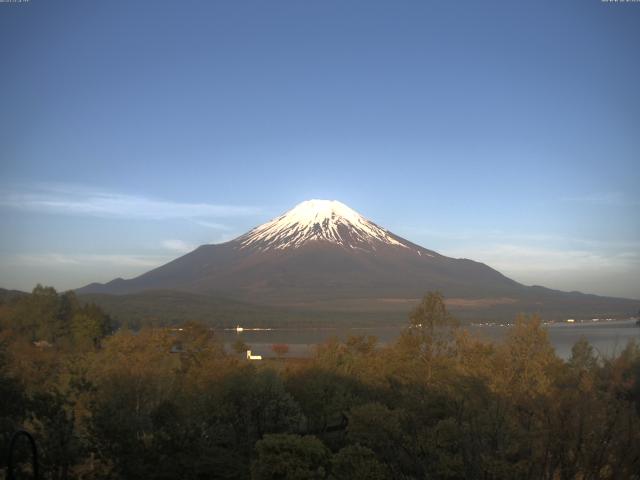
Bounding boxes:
1 0 639 299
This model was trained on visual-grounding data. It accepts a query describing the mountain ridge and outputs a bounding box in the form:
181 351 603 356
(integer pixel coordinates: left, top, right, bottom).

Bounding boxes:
77 199 639 320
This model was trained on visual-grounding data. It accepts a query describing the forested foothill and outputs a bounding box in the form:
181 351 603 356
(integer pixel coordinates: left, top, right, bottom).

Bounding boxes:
1 287 639 479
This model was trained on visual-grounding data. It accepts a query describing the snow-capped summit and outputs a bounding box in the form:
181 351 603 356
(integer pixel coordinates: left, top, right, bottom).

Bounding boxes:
236 199 410 251
77 198 639 322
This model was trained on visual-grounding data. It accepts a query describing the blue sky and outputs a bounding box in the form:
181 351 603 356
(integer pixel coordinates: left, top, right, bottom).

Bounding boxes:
1 0 639 299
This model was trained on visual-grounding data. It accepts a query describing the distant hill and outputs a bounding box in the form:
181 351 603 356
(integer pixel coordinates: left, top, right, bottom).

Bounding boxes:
77 199 639 324
0 287 28 304
77 290 409 328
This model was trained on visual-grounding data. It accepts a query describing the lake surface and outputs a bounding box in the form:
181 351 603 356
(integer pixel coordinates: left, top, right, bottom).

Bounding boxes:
220 319 640 360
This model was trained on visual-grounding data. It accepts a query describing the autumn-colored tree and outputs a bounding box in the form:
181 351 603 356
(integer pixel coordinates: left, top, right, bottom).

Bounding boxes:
345 335 377 355
1 286 640 479
272 343 290 358
402 291 459 380
71 303 112 350
494 314 560 398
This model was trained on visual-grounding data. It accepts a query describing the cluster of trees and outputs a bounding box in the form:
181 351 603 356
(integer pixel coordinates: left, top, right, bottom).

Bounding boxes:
0 285 112 350
1 289 639 479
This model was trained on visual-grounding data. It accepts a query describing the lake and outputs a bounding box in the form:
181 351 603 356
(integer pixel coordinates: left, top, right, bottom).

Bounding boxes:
220 319 640 360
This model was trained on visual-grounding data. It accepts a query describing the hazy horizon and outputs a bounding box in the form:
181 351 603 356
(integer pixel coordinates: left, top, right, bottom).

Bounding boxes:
0 195 638 301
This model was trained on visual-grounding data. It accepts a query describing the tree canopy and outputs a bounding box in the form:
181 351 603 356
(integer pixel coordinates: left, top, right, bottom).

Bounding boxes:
0 287 639 479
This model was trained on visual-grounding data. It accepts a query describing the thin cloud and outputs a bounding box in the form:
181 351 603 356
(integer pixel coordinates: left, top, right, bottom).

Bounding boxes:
6 253 171 268
404 226 640 251
403 227 566 243
192 220 232 230
441 244 640 299
0 253 175 291
442 244 640 273
0 184 261 220
561 192 639 207
161 239 195 254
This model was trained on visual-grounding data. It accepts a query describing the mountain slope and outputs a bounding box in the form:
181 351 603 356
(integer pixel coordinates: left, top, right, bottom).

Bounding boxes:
77 200 638 319
78 200 520 300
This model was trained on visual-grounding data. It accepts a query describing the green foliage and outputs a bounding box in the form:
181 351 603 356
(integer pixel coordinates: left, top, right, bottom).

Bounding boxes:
251 434 330 480
1 285 111 350
401 291 459 380
569 335 598 372
0 340 26 470
409 291 457 332
285 367 360 435
330 444 389 480
29 389 81 479
223 368 306 453
346 403 410 473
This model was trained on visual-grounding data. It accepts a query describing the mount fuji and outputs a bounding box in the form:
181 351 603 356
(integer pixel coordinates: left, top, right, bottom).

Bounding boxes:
78 200 638 322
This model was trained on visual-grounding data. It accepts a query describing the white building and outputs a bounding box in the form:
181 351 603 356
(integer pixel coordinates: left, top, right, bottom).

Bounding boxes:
246 350 262 360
